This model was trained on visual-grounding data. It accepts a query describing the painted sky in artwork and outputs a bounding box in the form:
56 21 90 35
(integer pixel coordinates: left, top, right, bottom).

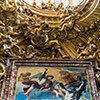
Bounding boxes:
15 66 91 100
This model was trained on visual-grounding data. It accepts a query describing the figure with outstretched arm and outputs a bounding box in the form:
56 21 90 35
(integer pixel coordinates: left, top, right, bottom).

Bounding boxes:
58 83 73 100
58 75 86 100
30 68 48 85
22 80 39 96
23 68 50 95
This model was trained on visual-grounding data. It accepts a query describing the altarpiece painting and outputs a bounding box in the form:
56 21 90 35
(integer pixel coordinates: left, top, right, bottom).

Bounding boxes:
1 58 99 100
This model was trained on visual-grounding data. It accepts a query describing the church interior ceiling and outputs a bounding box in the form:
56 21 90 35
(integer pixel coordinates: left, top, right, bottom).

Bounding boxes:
0 0 100 95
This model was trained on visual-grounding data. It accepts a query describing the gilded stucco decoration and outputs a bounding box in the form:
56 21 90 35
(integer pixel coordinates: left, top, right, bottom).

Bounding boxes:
0 0 100 93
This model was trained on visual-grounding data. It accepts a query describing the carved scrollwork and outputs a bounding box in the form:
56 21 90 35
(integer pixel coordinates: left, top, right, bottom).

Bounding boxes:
0 62 5 91
95 50 100 62
0 62 5 78
0 62 5 96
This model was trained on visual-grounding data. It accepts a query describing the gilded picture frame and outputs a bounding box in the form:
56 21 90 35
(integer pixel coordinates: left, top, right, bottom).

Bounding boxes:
1 58 99 100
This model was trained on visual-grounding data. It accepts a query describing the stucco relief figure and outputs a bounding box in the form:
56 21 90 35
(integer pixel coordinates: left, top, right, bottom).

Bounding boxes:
60 10 81 33
2 0 16 12
57 2 64 11
0 33 24 58
77 37 97 59
29 21 67 58
25 45 38 59
41 0 57 10
41 1 65 11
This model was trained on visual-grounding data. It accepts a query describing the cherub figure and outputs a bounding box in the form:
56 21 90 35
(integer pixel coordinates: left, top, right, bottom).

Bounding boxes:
25 45 37 59
77 37 97 59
